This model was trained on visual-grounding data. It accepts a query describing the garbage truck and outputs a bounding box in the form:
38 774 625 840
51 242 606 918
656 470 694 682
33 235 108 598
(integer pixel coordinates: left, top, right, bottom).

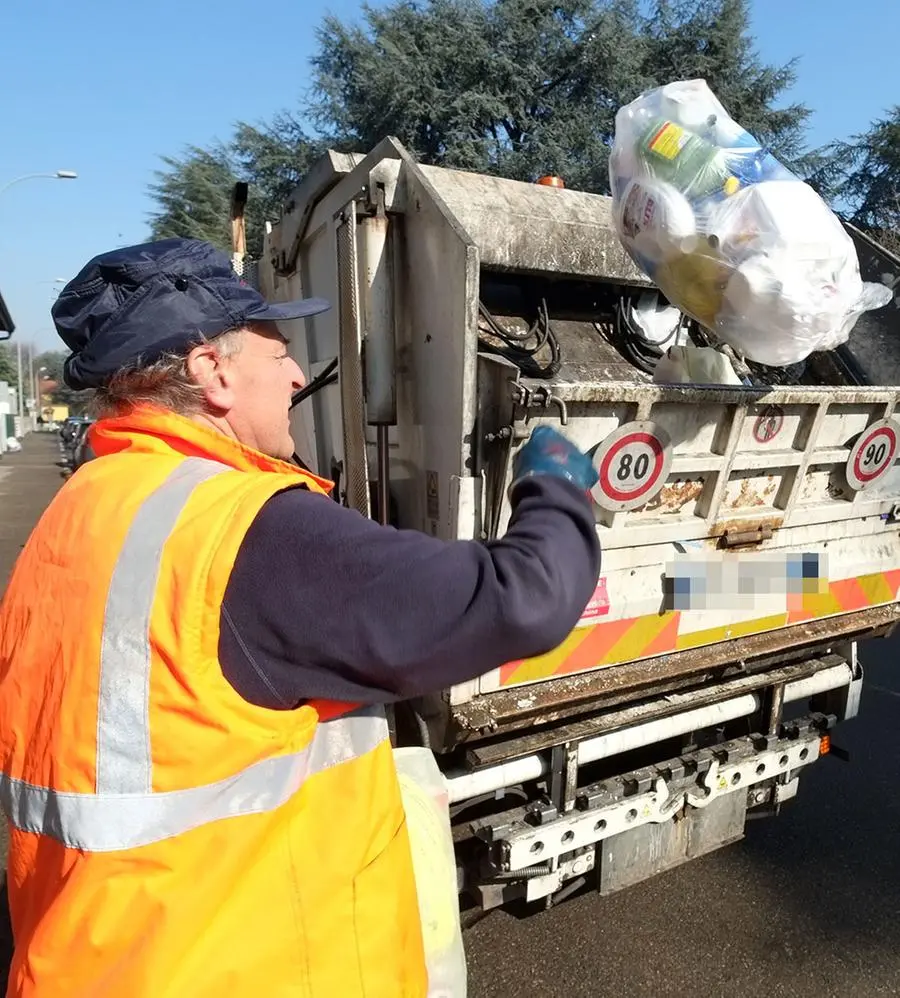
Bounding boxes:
257 137 900 911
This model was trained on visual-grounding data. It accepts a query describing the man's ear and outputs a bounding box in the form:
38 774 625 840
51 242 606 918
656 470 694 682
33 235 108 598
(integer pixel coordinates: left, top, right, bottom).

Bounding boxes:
186 342 236 413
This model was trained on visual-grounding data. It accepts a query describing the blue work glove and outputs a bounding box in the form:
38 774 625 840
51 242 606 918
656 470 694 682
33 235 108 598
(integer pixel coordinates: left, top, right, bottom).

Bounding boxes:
512 426 598 494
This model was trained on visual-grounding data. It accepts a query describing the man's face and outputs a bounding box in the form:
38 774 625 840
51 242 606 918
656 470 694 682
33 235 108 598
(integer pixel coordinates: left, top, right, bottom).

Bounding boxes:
206 324 306 460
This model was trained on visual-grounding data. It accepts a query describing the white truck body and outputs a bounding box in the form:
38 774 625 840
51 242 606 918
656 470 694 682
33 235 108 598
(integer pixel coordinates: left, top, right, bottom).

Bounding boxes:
259 138 900 907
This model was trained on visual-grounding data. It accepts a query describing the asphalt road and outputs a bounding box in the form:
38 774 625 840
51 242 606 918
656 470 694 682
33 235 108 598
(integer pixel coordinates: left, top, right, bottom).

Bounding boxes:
2 434 900 997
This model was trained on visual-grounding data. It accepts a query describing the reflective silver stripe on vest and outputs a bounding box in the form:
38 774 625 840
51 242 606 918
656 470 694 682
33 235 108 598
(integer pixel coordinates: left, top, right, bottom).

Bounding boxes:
1 455 391 851
0 706 389 852
96 458 230 794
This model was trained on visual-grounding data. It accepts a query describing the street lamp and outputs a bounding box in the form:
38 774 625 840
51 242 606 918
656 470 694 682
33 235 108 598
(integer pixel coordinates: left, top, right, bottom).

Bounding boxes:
0 171 78 198
35 365 48 419
40 278 67 301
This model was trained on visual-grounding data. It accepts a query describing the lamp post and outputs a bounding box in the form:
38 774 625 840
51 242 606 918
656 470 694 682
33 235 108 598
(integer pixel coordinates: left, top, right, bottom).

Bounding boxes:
16 341 23 420
0 171 78 198
42 277 66 301
34 362 45 425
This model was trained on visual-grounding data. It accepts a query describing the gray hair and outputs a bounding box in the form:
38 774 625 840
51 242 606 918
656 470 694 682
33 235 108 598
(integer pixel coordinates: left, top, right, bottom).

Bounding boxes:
90 327 247 418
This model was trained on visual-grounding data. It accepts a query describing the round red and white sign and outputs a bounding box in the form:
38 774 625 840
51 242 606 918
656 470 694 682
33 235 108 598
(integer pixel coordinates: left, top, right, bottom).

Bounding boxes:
591 421 673 511
846 419 900 491
753 405 784 445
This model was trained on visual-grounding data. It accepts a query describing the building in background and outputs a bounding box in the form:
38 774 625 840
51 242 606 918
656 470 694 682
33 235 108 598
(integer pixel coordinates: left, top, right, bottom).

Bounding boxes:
0 288 14 449
40 404 69 425
0 383 17 449
0 288 13 339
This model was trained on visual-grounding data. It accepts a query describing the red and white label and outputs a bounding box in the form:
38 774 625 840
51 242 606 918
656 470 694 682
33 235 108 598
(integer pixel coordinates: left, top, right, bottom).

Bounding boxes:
579 578 610 625
846 420 900 491
591 421 672 511
753 406 784 445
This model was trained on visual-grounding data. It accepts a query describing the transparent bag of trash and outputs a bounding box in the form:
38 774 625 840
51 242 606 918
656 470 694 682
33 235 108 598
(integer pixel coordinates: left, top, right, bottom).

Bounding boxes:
610 79 893 366
393 746 467 998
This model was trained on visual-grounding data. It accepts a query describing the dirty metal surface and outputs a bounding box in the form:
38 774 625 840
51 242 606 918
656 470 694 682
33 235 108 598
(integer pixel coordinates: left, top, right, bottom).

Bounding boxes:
533 382 900 405
723 475 780 511
420 164 651 286
546 318 649 385
711 512 785 541
645 477 705 515
449 604 900 741
479 315 644 387
463 655 843 770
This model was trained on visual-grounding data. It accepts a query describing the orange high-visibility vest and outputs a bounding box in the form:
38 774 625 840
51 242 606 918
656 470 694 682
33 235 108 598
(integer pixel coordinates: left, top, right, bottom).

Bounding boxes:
0 407 427 998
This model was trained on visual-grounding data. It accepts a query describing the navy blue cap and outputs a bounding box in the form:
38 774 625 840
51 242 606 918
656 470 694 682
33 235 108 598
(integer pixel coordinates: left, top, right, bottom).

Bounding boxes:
52 237 331 389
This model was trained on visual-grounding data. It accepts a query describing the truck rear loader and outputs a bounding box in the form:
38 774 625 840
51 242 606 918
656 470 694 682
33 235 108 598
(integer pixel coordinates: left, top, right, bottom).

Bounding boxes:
256 137 900 911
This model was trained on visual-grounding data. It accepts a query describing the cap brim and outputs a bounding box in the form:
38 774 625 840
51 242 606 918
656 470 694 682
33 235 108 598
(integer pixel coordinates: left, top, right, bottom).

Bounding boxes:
248 297 332 322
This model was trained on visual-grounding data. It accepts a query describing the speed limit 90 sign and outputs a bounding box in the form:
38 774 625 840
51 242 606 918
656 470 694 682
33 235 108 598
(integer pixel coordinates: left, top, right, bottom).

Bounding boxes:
591 421 673 511
845 418 900 491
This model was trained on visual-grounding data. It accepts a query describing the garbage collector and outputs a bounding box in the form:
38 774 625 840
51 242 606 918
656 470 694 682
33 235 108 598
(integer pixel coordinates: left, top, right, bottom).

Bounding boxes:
0 238 600 998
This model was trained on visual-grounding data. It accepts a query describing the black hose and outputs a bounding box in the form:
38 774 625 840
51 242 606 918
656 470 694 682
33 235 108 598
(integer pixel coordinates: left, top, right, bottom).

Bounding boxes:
448 787 528 819
600 298 666 376
619 330 660 375
477 299 562 379
833 343 871 386
290 358 338 410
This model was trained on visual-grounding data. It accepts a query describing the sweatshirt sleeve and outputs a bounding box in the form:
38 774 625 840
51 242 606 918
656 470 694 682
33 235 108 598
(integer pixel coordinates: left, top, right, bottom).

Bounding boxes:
219 475 600 707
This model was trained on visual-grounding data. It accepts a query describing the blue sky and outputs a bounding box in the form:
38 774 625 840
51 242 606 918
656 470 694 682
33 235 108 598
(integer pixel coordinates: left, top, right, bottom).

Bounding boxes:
2 0 898 352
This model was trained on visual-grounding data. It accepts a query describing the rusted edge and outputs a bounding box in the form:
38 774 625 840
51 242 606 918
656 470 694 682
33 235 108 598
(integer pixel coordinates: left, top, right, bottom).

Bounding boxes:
645 478 705 515
463 654 845 769
538 383 900 405
449 605 900 741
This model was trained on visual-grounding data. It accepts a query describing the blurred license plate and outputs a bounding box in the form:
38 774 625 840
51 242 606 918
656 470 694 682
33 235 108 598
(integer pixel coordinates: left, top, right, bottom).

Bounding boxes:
663 551 828 612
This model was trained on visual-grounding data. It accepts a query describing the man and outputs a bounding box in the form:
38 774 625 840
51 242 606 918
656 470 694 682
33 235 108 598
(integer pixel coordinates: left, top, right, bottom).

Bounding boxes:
0 238 600 997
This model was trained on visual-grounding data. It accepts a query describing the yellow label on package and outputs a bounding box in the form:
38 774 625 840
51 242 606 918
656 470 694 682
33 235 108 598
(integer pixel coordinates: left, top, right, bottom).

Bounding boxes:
648 122 688 160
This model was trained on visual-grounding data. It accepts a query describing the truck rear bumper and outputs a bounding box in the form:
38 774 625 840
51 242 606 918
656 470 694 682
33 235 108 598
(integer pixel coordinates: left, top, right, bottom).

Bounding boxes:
446 653 855 802
448 605 895 744
465 713 832 907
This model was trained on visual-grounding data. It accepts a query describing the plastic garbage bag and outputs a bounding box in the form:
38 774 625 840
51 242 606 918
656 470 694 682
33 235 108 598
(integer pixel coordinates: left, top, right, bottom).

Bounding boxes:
628 290 684 348
393 747 467 998
610 79 893 367
653 344 742 385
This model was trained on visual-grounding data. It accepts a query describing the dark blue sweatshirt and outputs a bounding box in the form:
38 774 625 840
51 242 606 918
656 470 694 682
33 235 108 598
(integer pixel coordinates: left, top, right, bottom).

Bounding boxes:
219 475 600 707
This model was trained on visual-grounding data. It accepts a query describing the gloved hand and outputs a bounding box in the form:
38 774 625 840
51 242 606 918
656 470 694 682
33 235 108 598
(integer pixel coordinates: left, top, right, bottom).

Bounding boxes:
511 426 598 494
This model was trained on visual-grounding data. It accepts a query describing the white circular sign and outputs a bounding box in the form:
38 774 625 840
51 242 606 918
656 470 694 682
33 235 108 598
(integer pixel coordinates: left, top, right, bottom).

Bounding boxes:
846 419 900 491
591 421 673 511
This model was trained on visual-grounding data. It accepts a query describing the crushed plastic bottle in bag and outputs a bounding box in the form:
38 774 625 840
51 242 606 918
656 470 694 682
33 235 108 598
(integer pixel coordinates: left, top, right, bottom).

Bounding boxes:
610 79 893 367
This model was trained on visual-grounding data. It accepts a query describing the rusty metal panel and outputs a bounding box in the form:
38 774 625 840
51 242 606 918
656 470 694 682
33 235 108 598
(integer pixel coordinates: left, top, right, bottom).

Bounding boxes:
465 656 842 769
597 792 746 896
488 386 900 550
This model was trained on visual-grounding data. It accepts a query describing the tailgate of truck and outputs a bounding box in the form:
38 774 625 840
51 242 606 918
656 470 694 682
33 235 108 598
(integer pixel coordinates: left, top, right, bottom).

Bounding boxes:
451 382 900 728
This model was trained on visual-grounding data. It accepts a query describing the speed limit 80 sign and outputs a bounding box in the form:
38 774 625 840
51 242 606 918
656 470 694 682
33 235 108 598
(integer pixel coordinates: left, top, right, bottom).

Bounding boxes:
591 420 673 511
845 418 900 491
